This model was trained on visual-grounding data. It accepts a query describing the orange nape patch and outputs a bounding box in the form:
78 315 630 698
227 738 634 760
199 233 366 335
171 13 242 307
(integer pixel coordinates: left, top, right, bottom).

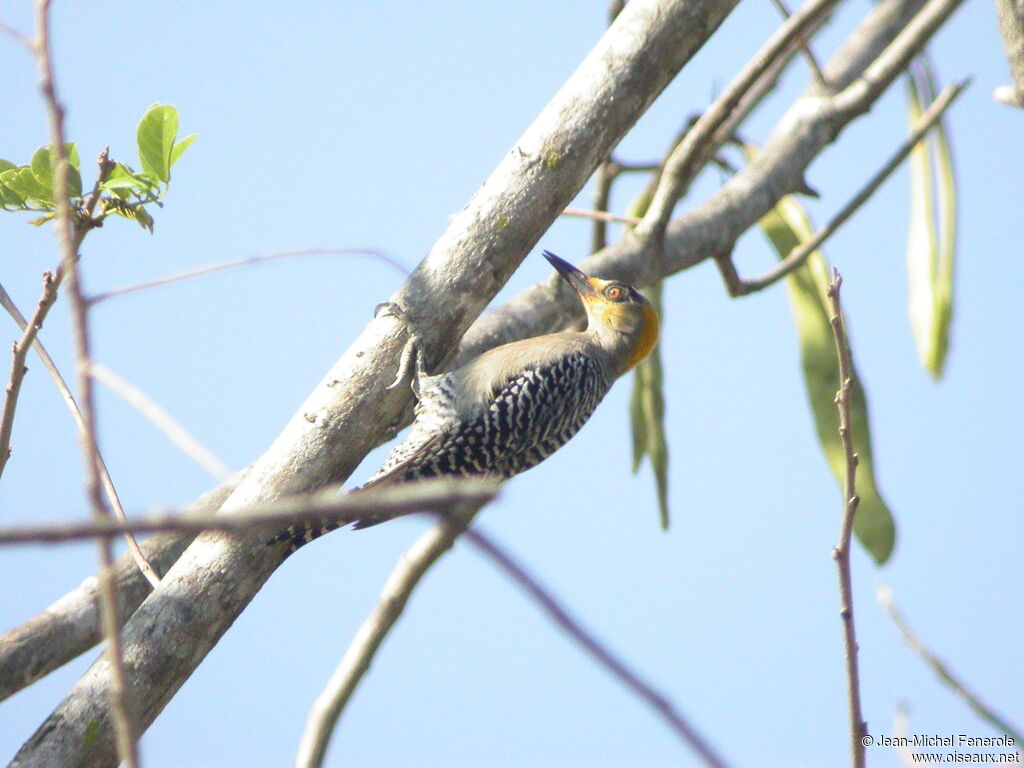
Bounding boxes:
624 302 659 371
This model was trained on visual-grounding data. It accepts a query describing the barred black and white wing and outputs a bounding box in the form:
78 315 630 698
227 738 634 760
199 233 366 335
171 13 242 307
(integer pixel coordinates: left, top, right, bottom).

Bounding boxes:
358 350 610 498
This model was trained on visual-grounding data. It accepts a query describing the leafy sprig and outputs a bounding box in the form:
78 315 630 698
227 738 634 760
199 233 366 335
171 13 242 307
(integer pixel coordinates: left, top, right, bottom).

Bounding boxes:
0 103 194 233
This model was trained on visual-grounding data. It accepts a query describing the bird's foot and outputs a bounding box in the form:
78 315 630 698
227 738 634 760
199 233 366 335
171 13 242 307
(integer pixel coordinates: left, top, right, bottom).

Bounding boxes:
375 301 429 395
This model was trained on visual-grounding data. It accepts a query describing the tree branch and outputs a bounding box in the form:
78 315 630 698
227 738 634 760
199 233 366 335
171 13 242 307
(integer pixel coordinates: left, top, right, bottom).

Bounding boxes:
460 524 734 768
89 363 232 482
636 0 840 241
718 80 967 296
10 3 743 764
32 0 139 764
877 585 1024 751
295 506 482 768
451 0 950 367
0 271 59 477
0 478 238 703
825 271 866 768
995 0 1024 107
0 479 499 546
3 0 961 720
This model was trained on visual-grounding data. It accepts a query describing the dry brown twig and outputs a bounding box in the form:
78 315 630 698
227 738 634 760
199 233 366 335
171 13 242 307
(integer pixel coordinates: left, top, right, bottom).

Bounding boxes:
825 270 866 768
0 278 161 587
0 478 499 545
31 1 140 765
0 271 59 477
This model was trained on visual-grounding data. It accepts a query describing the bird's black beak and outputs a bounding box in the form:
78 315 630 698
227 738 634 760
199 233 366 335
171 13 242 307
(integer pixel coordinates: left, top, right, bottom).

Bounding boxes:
543 250 597 301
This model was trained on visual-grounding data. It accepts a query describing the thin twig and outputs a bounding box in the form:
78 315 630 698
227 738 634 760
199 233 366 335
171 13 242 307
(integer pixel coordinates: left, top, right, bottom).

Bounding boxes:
637 0 839 240
0 18 32 49
0 271 58 477
825 270 866 768
91 363 232 481
460 523 733 768
0 274 161 587
770 0 828 86
32 2 140 765
722 80 967 296
0 137 114 476
0 478 499 545
562 207 642 226
591 160 617 253
295 506 482 768
877 585 1024 750
88 248 409 305
590 160 660 253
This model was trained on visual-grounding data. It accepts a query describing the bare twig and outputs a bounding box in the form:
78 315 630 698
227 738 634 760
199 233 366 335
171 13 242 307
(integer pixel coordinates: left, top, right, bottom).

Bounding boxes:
32 2 139 765
720 80 967 296
0 476 240 703
0 276 161 587
90 363 232 481
298 506 731 768
591 160 616 253
0 271 59 477
0 478 499 545
460 523 732 768
87 248 409 305
562 207 641 226
877 585 1024 750
590 159 661 252
0 135 115 477
0 18 32 49
825 271 866 768
637 0 839 240
770 0 828 86
295 505 482 768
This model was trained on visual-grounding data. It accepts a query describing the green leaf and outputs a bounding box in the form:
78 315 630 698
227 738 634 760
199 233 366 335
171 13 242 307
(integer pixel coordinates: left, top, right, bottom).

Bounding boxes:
28 213 56 227
5 167 54 206
0 166 27 207
752 157 896 564
135 205 154 233
137 103 179 184
620 180 671 530
629 281 670 530
30 145 82 198
906 61 957 379
170 133 196 168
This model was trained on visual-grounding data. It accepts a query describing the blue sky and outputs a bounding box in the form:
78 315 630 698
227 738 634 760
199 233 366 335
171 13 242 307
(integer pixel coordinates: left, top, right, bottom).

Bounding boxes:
1 2 1021 767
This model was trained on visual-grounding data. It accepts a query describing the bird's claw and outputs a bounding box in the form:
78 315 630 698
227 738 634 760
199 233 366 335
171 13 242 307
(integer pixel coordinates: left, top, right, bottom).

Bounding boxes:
377 301 428 395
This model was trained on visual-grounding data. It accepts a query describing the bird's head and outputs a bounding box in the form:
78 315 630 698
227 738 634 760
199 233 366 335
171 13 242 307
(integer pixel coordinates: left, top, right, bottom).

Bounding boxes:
543 250 659 374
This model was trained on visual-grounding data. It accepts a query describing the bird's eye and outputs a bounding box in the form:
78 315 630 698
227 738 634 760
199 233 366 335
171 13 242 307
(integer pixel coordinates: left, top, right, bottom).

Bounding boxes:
604 285 626 301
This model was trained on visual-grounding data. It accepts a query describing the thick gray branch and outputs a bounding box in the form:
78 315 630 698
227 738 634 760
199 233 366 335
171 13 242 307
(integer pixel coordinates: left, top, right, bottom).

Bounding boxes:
996 0 1024 107
452 0 960 366
9 2 740 765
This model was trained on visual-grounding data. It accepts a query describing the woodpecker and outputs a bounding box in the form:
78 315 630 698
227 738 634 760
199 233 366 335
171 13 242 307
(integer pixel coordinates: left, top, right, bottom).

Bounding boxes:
274 250 658 545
